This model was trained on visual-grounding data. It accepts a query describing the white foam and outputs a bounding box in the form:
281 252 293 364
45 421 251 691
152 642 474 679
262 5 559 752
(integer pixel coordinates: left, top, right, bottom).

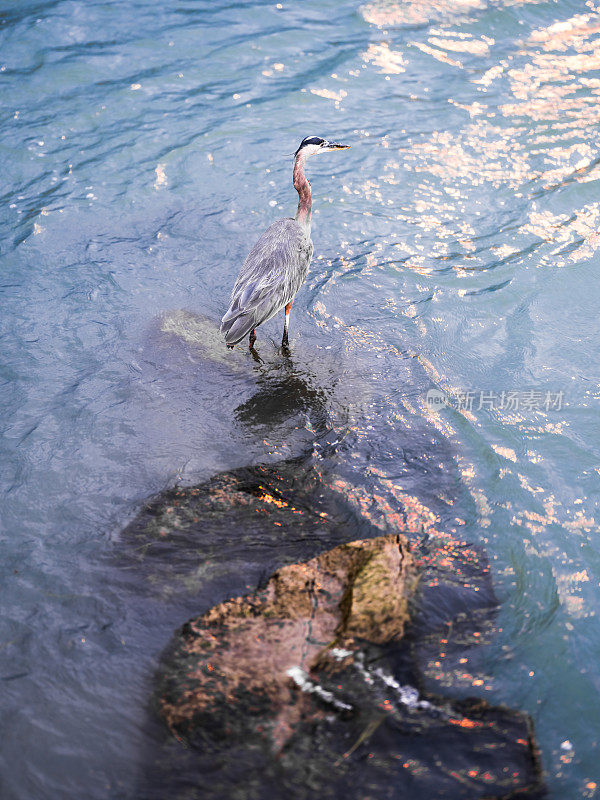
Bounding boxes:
330 647 354 660
373 667 433 710
353 653 433 711
287 666 353 711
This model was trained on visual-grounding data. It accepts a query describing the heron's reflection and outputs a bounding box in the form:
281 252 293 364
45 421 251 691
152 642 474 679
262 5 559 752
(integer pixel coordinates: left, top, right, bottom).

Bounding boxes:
234 349 332 437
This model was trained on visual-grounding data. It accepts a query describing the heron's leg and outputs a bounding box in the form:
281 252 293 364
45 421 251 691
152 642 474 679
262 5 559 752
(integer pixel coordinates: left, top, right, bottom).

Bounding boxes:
282 301 293 347
249 328 257 349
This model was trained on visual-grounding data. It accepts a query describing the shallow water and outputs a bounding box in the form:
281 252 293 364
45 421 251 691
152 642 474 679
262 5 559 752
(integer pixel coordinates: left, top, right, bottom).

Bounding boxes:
1 0 599 797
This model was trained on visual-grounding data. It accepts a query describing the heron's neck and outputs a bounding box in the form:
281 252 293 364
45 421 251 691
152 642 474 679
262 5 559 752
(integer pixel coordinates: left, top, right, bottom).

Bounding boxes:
293 153 312 230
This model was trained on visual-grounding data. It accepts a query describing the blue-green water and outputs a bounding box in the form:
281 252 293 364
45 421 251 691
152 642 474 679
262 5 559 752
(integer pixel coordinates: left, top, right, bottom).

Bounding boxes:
1 0 599 797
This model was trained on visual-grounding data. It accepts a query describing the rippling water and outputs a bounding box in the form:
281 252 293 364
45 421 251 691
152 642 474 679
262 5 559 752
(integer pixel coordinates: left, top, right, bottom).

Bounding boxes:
1 0 600 797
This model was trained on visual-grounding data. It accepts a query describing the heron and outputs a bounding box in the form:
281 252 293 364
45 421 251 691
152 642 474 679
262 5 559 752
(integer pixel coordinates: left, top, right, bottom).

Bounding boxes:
220 135 349 351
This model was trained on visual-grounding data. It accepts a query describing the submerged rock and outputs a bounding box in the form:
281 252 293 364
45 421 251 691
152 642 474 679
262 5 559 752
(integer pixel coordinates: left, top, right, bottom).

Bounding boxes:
141 310 360 475
159 309 248 372
158 534 416 750
118 457 382 600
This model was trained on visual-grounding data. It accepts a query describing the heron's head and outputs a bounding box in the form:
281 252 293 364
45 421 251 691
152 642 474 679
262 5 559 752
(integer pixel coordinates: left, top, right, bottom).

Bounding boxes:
294 136 350 158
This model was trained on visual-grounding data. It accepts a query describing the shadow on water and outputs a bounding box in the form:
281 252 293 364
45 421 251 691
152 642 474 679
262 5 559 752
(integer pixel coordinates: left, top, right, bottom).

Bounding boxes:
233 351 331 436
111 310 545 799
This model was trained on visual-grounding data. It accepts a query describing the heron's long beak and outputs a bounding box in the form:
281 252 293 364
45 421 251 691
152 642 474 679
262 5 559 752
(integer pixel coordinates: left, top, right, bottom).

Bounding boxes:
323 141 350 151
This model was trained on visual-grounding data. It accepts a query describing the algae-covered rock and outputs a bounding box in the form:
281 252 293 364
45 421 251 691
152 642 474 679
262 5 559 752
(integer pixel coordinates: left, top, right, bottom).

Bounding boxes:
159 309 248 371
158 534 416 749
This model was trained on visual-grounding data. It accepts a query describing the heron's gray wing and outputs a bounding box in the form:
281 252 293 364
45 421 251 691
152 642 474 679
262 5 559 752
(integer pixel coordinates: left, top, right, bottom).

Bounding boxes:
221 218 313 345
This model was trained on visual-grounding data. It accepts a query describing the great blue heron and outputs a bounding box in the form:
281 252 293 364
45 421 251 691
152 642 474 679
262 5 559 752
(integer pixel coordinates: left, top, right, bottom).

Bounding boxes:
220 136 349 351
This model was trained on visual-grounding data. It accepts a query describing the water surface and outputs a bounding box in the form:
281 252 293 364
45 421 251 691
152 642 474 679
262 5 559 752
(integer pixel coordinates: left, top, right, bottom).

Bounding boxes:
1 0 599 797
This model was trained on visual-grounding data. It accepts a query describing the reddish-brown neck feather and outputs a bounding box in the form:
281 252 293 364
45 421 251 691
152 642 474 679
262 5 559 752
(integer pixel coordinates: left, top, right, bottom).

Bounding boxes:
293 153 312 226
